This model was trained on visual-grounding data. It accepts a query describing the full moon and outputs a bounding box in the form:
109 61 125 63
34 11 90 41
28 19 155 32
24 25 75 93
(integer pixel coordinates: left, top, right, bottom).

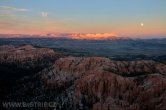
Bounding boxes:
141 23 144 27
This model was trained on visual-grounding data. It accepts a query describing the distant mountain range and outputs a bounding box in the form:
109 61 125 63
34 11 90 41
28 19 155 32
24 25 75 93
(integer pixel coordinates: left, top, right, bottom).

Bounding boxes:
0 33 129 40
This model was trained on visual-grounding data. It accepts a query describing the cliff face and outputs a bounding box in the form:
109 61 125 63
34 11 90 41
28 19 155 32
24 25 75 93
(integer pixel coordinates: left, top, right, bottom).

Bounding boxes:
76 71 166 110
1 46 166 110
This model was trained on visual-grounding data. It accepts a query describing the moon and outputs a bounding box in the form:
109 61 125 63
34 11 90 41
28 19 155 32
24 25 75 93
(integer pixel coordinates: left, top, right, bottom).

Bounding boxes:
141 23 144 27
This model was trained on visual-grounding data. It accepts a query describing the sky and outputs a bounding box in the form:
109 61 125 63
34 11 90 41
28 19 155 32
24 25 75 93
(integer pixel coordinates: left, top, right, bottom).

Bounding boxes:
0 0 166 38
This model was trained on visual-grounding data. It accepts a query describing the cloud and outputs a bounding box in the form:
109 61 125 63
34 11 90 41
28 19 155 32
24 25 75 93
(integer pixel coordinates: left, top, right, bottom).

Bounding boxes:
41 12 48 17
0 5 28 12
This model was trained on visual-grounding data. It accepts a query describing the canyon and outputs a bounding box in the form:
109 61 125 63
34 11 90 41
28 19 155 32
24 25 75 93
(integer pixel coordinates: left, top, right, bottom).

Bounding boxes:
0 45 166 110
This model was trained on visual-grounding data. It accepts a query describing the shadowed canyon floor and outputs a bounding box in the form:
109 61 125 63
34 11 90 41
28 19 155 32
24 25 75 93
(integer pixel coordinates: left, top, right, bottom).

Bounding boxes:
0 45 166 110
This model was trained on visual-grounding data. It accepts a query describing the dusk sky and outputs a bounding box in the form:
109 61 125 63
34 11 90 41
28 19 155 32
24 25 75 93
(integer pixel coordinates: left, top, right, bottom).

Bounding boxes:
0 0 166 38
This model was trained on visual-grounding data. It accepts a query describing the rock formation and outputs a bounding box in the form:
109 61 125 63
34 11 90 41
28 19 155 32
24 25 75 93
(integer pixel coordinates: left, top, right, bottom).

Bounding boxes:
0 45 63 68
